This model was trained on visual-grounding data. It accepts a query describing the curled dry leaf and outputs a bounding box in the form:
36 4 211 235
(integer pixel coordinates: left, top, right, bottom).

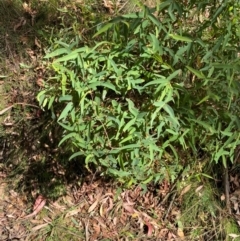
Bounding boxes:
103 0 114 13
14 17 26 31
145 219 154 236
122 202 134 214
107 197 114 212
99 203 104 217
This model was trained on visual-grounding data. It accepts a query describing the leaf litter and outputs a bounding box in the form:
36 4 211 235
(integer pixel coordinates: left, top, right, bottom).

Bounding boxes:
0 169 185 240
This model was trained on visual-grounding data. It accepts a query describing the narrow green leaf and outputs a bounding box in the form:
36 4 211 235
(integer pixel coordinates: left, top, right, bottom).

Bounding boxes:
123 119 136 132
59 95 73 102
149 144 154 161
144 77 168 87
44 48 70 58
90 82 120 94
58 102 73 121
166 69 181 81
186 66 206 79
196 95 209 105
191 119 216 134
117 143 141 150
153 101 165 108
69 151 84 160
148 13 161 28
58 122 74 131
93 23 114 38
126 98 139 117
119 135 133 144
48 96 55 109
54 52 78 63
142 175 153 184
59 132 76 146
169 34 193 42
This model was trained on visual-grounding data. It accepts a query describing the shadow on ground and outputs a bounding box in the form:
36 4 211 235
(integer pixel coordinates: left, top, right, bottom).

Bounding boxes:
0 0 104 201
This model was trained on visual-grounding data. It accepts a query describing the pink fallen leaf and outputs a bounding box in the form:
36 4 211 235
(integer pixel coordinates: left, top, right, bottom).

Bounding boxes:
22 195 46 219
145 220 154 236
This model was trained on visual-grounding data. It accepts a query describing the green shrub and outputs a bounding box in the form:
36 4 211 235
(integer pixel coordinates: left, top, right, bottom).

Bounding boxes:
38 0 240 186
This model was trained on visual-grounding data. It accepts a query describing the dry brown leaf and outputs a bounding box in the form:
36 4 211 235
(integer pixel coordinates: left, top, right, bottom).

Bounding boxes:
2 122 14 126
195 185 203 193
113 217 118 225
177 228 185 240
63 195 75 206
229 233 240 238
94 217 107 229
36 78 44 87
103 0 114 13
34 37 41 48
88 188 103 213
9 189 18 197
32 223 50 231
51 201 66 211
22 2 31 13
107 197 114 212
65 208 81 218
180 184 192 197
168 231 178 239
221 194 226 201
0 183 7 201
14 17 26 31
88 199 100 213
99 203 105 217
122 203 134 214
0 106 13 116
159 228 169 238
91 220 101 241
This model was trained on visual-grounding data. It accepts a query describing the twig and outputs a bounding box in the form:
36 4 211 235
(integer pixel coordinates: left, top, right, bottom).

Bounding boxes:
158 168 184 206
0 102 39 116
224 167 231 214
85 219 90 241
164 191 177 221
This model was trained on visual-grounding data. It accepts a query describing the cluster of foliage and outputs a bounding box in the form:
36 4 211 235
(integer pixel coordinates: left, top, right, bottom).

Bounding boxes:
38 0 240 186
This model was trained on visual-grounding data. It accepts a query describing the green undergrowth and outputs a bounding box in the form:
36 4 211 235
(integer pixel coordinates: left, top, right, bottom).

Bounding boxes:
39 0 240 183
1 0 240 240
36 0 240 239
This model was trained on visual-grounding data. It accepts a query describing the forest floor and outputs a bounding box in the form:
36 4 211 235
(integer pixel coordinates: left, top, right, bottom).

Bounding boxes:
0 1 240 241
